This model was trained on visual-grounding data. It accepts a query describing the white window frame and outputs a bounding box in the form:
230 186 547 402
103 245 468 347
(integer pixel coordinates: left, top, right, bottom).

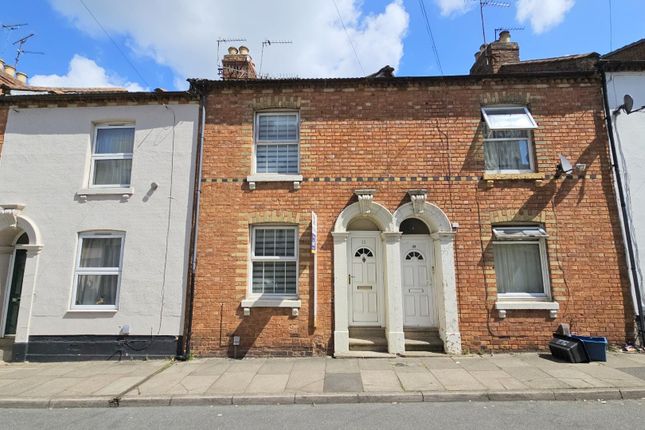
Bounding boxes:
248 225 299 299
482 106 537 174
493 226 551 301
252 112 300 176
70 231 125 311
89 124 135 188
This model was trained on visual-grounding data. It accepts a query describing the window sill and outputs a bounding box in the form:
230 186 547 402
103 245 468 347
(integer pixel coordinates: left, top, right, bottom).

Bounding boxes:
241 297 301 316
246 174 303 191
77 187 134 202
483 173 544 181
66 308 118 313
495 300 559 319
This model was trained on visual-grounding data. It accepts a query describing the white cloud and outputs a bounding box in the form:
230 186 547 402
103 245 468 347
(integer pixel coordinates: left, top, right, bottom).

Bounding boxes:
29 54 144 91
516 0 575 34
434 0 472 16
48 0 409 88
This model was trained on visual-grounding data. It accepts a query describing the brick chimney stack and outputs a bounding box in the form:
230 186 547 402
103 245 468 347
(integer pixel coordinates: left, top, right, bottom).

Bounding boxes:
470 31 520 75
221 46 257 80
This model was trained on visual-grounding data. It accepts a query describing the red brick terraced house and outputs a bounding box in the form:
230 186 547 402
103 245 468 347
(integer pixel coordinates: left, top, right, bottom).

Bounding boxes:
185 34 634 358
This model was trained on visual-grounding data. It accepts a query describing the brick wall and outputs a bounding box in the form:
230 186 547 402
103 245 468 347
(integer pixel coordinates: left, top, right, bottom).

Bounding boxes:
191 75 633 357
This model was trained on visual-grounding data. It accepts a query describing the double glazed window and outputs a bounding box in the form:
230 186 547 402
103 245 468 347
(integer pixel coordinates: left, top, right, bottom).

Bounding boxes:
72 232 124 309
492 226 550 299
254 113 299 175
481 107 537 173
250 226 298 296
91 125 134 187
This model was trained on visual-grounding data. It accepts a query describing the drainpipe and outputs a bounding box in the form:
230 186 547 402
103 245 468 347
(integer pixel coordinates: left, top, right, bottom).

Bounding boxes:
601 69 645 348
179 91 206 359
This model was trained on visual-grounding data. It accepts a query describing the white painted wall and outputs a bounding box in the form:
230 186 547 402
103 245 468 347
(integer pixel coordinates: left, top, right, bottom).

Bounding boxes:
0 102 198 337
606 71 645 310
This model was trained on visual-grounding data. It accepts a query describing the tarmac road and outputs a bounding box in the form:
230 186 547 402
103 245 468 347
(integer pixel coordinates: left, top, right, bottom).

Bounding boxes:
1 399 645 430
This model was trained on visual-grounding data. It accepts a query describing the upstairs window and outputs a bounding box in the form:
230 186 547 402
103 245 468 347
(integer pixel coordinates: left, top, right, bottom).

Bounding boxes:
250 226 298 296
481 107 537 173
254 113 299 175
91 125 134 187
492 226 550 299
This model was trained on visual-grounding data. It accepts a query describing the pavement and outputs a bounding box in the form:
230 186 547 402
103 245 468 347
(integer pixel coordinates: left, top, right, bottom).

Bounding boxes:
1 352 645 408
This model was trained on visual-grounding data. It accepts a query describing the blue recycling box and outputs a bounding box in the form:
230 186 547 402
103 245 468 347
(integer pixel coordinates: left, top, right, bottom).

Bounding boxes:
571 335 608 362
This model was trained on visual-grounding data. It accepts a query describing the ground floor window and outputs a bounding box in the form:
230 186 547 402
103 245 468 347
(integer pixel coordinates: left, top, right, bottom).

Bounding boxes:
492 226 550 299
72 231 124 309
250 226 298 296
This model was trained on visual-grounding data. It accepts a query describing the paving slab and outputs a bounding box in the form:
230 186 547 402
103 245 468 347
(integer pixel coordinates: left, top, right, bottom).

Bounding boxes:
326 359 359 373
616 366 645 381
429 368 486 391
206 371 255 394
396 371 443 391
469 370 528 390
323 372 363 392
452 356 499 371
360 370 403 392
245 374 290 394
358 359 394 370
285 370 325 393
257 359 295 375
421 357 462 370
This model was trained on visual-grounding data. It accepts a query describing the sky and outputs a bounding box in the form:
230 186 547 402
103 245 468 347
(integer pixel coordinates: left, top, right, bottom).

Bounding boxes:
1 0 644 91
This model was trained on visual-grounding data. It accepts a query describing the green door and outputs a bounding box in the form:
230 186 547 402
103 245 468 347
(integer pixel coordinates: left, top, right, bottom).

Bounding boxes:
5 250 26 335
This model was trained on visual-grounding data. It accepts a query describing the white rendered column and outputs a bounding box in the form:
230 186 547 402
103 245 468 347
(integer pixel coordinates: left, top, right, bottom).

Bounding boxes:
432 232 461 354
332 232 350 354
14 245 43 345
382 231 405 354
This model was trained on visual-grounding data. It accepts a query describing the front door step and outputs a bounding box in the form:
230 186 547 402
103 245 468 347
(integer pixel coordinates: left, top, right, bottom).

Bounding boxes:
404 328 444 353
349 327 387 352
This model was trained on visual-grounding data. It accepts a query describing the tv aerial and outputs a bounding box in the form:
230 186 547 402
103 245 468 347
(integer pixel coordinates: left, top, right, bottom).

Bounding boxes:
494 27 524 40
259 39 292 77
13 33 44 67
474 0 511 44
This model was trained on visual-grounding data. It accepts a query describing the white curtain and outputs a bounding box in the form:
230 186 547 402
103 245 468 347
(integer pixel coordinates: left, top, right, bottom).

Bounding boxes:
79 238 122 268
494 243 544 294
76 275 118 305
93 159 132 186
485 140 530 171
76 237 121 306
96 128 134 154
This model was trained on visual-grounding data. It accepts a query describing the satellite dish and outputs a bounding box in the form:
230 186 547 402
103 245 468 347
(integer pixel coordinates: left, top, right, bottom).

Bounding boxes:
555 154 573 178
559 155 573 173
624 94 634 114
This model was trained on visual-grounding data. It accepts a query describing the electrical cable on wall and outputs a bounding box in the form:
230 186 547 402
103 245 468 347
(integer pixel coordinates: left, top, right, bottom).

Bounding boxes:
157 104 177 335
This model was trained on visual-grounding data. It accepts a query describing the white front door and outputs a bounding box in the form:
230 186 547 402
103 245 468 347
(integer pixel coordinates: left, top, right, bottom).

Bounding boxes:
349 234 381 325
401 236 436 327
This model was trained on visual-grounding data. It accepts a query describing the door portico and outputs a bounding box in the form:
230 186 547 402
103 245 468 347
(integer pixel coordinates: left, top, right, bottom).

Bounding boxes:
333 193 461 356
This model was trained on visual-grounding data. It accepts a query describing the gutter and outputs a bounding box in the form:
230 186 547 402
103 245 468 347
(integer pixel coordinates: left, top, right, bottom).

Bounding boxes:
600 70 645 347
179 92 206 359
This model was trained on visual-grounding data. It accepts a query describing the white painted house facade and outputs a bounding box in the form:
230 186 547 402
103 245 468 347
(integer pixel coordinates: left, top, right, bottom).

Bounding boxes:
0 92 198 360
601 40 645 340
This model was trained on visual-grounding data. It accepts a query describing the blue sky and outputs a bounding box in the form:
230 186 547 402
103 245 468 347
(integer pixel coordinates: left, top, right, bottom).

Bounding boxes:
1 0 644 91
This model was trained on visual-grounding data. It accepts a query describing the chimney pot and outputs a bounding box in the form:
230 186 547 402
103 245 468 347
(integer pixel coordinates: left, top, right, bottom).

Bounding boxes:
227 46 239 55
499 30 511 43
4 64 16 78
238 45 249 55
15 71 28 84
